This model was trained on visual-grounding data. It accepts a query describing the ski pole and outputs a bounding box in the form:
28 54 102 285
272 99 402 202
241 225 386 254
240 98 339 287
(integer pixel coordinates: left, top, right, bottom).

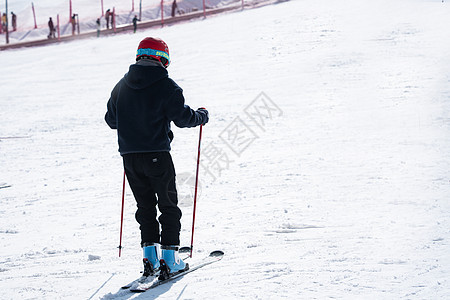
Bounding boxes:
118 170 126 257
190 124 203 258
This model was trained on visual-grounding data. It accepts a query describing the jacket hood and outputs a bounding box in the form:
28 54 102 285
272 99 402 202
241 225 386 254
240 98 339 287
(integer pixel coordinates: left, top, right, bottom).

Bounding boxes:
123 64 168 90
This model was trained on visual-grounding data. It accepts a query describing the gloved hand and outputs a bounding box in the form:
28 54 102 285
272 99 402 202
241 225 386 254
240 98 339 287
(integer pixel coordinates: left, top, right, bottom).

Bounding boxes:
197 107 209 125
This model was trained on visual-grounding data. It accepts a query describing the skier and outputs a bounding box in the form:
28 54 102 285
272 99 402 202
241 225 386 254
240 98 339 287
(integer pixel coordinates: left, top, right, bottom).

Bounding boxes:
71 14 77 35
105 9 111 29
96 18 101 37
105 37 209 276
48 17 56 39
111 10 115 31
1 13 6 33
132 15 140 33
171 0 178 17
11 12 16 31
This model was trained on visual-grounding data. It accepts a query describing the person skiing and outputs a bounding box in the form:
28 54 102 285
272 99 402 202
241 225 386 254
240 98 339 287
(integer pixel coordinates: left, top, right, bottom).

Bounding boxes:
1 13 6 33
171 0 178 17
105 9 111 29
71 14 77 35
11 12 16 31
111 10 115 30
105 37 209 276
132 15 139 33
48 17 56 39
96 18 101 37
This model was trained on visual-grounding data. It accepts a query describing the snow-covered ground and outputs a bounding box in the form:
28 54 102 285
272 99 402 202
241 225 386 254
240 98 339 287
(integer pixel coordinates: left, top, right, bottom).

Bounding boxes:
1 0 450 299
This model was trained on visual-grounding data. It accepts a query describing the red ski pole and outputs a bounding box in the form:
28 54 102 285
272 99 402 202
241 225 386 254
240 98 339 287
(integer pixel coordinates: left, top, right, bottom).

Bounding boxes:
190 124 203 258
118 170 126 257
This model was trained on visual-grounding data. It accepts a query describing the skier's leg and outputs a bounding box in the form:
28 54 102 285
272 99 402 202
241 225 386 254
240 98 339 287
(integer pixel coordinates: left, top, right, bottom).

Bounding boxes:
151 152 182 246
123 153 160 245
159 172 182 245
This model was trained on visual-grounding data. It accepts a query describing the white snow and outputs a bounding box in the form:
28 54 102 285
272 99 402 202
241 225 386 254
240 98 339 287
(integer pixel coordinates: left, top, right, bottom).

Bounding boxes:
1 0 450 299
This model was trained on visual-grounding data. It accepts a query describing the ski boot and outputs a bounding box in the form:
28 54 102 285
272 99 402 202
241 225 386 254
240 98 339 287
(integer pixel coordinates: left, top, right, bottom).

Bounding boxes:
142 242 160 277
159 245 189 280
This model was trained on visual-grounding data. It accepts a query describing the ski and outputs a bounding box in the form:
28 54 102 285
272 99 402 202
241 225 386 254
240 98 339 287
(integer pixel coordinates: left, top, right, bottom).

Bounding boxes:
121 273 159 290
130 250 224 293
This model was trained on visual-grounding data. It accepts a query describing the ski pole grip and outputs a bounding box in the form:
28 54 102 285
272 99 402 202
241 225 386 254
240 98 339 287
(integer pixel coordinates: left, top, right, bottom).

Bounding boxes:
197 107 208 125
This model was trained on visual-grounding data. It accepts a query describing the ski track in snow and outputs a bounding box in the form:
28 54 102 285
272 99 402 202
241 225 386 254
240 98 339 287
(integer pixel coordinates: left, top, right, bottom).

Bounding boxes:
1 0 450 299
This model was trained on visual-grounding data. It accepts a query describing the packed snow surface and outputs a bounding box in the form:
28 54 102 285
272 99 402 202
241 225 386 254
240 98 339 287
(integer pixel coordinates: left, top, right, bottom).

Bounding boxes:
1 0 450 299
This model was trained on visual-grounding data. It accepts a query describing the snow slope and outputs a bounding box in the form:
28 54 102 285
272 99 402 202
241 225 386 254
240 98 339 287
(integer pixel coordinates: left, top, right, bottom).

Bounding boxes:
1 0 450 299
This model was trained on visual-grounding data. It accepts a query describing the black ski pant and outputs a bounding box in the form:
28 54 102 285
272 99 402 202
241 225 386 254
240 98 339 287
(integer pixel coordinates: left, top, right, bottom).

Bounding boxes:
123 152 181 246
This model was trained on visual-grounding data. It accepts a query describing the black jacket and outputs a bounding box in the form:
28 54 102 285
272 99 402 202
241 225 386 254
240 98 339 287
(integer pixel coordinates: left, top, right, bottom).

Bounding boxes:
105 63 206 155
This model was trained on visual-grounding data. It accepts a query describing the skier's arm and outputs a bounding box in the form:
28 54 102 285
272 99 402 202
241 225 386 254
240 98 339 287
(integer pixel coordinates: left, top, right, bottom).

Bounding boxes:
166 89 208 128
105 83 119 129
